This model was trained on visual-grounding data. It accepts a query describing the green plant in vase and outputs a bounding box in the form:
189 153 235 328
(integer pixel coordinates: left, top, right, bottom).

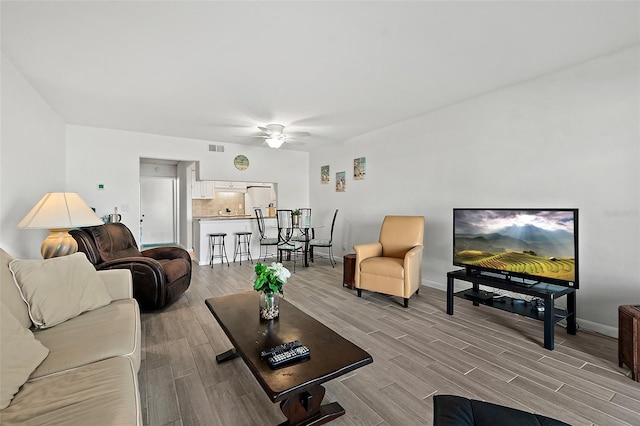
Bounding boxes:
292 209 301 226
254 262 291 320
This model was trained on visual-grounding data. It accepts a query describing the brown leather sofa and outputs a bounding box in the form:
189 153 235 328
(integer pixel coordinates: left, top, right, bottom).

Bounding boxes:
354 215 424 307
70 223 191 310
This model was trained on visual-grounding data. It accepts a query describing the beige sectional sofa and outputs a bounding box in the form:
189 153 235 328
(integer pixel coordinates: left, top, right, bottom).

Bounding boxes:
0 248 141 425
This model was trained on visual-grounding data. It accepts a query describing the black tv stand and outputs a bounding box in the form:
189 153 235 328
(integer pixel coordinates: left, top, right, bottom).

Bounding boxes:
447 269 576 350
464 267 539 287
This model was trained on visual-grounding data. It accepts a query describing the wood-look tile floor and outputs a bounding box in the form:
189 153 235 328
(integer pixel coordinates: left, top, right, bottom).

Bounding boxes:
139 258 640 426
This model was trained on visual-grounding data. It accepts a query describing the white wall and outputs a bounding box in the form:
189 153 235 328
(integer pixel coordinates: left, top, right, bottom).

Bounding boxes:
3 43 637 335
177 161 194 250
0 54 67 258
65 125 309 249
310 47 640 335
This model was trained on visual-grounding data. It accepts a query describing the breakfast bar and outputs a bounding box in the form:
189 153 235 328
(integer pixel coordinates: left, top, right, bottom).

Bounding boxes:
193 216 276 265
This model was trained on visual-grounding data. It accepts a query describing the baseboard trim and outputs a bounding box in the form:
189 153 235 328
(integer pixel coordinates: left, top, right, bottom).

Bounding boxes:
576 318 617 338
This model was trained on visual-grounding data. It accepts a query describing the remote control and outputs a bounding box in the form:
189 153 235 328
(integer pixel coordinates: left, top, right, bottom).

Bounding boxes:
259 340 302 359
267 346 310 369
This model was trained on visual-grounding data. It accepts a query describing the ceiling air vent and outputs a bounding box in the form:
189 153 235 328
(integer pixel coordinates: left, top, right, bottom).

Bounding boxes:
209 144 224 152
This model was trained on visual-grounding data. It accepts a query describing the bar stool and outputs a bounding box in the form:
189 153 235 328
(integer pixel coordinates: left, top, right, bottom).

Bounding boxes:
208 233 229 267
233 231 253 265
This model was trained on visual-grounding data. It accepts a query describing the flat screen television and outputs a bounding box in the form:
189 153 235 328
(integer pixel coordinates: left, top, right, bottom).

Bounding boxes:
453 209 578 288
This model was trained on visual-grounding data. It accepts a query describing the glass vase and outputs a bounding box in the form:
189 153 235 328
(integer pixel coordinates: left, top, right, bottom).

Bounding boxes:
259 291 280 321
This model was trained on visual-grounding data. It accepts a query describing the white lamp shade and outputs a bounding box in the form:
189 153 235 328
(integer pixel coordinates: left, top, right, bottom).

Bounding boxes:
17 192 103 229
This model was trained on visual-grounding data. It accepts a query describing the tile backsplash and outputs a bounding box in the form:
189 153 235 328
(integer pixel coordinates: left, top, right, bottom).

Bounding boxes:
193 192 245 217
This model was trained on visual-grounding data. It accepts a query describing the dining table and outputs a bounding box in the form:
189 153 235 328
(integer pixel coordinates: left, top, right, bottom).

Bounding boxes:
273 224 323 267
296 224 323 267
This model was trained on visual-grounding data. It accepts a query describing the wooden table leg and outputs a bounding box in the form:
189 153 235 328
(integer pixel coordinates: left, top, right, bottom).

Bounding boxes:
278 384 345 426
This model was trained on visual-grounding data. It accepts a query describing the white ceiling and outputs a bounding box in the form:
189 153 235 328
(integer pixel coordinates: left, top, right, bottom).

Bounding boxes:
2 1 638 151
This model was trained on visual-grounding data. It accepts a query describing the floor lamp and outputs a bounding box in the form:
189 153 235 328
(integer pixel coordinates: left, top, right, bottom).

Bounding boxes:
17 192 103 259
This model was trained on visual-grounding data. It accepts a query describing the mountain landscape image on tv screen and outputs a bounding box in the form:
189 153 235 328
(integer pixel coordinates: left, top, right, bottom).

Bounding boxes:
454 209 576 284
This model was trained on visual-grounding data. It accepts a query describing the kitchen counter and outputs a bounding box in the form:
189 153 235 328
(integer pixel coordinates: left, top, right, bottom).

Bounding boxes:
194 215 255 221
192 216 276 265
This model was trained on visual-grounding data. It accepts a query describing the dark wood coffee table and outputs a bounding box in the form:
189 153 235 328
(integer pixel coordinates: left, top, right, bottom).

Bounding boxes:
205 291 373 426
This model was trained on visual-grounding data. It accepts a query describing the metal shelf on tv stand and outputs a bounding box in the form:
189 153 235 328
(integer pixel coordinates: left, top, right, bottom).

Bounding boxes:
446 269 577 350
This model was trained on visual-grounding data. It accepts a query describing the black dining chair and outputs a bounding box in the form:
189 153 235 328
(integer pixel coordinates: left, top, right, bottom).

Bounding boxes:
254 208 279 262
309 209 338 267
276 209 304 272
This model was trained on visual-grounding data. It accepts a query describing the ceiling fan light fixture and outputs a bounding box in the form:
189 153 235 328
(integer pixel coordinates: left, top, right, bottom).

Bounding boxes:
265 124 285 135
266 137 284 149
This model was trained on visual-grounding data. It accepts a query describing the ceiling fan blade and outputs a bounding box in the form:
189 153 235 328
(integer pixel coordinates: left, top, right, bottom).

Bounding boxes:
236 124 311 146
286 131 311 138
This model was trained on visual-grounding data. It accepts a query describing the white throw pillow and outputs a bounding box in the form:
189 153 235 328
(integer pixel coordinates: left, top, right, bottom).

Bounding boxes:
0 302 49 409
9 252 112 329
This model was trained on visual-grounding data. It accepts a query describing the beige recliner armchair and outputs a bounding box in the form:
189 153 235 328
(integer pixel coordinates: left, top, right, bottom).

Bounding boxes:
354 216 425 307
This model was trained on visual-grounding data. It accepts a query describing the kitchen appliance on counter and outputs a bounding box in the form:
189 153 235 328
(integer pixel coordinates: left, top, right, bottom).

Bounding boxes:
102 207 121 223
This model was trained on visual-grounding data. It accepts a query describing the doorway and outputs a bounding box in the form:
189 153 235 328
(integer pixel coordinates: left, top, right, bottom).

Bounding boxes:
140 176 177 248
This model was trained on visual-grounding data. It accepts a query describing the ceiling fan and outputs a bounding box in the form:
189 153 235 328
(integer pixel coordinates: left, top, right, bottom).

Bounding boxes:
253 124 311 148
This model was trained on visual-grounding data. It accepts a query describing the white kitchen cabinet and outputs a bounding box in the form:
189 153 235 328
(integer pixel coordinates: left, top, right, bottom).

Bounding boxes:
214 181 247 192
203 181 215 198
192 177 215 199
191 180 201 198
191 170 212 199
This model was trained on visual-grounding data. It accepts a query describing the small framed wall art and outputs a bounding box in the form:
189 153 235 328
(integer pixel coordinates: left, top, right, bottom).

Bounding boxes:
336 171 346 192
353 157 366 180
321 165 330 184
